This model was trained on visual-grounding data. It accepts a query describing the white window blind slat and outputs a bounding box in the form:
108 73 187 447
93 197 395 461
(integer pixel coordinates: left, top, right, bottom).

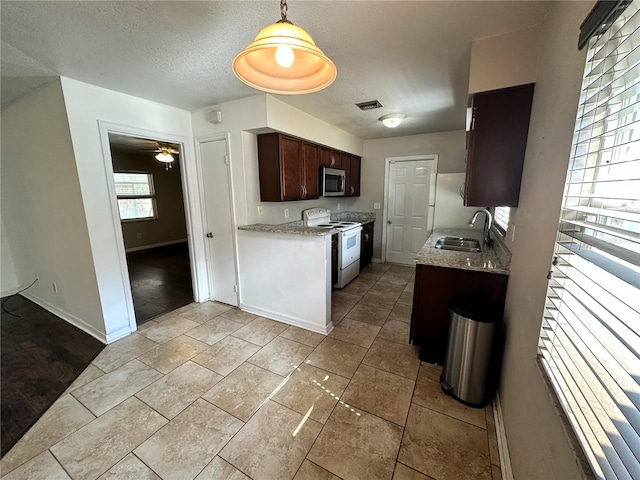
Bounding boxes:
539 3 640 478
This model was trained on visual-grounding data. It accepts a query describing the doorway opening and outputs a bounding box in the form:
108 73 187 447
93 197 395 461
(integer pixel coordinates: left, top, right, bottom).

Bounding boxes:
108 133 194 324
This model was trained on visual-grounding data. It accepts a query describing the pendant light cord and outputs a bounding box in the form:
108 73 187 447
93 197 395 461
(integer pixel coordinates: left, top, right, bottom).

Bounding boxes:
280 0 288 21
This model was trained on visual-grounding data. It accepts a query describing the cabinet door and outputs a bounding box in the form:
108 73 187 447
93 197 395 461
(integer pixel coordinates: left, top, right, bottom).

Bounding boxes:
280 135 303 201
465 84 534 207
319 147 341 168
302 142 319 199
360 222 374 269
342 153 352 196
411 264 508 364
350 156 361 197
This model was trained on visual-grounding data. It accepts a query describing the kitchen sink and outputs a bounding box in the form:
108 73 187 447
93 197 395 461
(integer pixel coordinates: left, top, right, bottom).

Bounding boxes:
434 236 481 252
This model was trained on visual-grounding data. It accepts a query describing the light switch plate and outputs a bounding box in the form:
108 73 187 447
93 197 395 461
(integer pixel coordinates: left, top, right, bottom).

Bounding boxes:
284 208 289 218
374 202 381 210
257 205 263 216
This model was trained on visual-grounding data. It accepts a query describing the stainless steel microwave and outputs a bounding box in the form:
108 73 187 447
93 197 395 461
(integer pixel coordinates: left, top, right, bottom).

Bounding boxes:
322 167 345 196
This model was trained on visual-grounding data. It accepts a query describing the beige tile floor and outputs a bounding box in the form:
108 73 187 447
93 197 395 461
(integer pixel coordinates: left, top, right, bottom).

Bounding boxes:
0 263 502 480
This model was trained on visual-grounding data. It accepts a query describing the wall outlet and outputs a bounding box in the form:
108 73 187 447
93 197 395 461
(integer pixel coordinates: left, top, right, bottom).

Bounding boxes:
337 203 341 210
52 282 58 293
257 205 263 216
137 233 142 239
284 208 289 218
373 202 381 210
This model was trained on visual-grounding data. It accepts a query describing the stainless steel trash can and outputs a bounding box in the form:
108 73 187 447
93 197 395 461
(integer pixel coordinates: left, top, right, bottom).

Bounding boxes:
440 295 498 407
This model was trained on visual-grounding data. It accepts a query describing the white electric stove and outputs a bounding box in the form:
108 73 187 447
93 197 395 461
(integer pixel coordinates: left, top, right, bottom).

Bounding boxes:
303 208 362 288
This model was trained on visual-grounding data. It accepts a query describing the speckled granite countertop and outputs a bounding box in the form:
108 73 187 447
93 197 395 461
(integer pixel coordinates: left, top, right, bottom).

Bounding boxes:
238 211 376 236
332 211 376 224
415 228 511 275
238 223 335 236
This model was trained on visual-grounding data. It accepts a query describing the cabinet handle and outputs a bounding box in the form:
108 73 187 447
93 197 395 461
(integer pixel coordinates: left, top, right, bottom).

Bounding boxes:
365 233 369 242
351 186 354 195
301 185 304 198
303 185 307 198
330 156 335 167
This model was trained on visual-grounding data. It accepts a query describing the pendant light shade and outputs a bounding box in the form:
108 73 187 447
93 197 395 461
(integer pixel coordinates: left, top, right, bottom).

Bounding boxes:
232 2 336 95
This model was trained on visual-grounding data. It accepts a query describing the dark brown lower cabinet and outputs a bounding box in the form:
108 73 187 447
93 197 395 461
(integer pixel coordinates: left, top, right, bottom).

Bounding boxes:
411 264 509 365
360 222 374 269
331 234 338 286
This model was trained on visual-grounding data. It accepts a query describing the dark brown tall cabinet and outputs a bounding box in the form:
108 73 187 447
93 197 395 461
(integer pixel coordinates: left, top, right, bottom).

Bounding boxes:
464 83 535 207
257 133 319 201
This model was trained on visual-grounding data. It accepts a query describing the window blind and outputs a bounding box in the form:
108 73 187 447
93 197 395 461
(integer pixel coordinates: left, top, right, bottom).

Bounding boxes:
494 206 510 232
538 3 640 479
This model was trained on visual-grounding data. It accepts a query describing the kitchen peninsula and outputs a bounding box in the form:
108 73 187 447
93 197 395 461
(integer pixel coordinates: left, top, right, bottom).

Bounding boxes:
237 211 375 335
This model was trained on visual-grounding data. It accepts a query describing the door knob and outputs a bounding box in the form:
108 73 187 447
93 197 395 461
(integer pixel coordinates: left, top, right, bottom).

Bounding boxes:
387 220 392 224
206 232 213 238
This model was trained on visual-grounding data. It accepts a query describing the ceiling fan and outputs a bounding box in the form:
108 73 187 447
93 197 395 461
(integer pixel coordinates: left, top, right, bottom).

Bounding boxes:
152 143 179 169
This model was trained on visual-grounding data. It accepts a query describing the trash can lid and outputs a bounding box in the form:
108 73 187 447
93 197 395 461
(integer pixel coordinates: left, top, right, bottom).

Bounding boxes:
450 294 500 323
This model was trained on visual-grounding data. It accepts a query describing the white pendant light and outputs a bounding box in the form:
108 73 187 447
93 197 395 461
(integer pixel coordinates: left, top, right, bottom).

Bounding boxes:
232 0 337 95
380 114 406 128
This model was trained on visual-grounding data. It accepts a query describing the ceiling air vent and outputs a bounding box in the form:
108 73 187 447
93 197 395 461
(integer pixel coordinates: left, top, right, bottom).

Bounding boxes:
356 100 383 110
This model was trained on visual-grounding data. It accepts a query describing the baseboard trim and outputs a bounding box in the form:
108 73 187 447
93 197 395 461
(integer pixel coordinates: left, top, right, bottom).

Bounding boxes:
1 287 21 298
125 238 187 253
494 391 514 480
240 303 333 335
20 291 109 344
371 258 383 264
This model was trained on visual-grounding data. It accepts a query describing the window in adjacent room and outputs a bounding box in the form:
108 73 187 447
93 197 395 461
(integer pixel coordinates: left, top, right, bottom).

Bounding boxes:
113 172 157 221
538 2 640 479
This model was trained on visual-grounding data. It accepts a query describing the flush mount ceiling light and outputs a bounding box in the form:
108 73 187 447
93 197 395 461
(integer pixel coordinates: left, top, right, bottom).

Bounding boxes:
232 0 337 95
380 114 406 128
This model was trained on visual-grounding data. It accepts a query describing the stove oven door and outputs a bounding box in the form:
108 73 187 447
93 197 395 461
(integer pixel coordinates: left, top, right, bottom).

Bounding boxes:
336 226 362 288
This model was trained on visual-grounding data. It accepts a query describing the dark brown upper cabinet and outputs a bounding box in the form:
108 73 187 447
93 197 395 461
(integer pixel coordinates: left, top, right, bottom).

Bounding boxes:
319 147 342 169
349 155 361 197
257 133 318 201
342 153 361 197
464 83 535 207
257 132 360 202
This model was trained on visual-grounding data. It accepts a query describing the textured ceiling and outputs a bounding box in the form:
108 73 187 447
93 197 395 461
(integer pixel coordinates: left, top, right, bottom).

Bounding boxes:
0 1 554 140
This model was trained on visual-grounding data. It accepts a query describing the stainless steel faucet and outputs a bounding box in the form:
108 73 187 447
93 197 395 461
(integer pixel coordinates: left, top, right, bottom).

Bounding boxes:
469 208 493 246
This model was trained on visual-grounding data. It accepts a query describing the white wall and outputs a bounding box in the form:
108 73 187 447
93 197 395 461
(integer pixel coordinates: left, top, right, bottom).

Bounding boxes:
469 26 541 94
1 217 19 296
191 94 365 228
60 77 201 342
237 230 331 334
1 80 104 337
352 130 466 258
497 3 592 479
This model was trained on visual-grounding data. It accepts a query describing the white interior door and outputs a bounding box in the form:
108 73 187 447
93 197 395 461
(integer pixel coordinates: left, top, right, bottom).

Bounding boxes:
199 139 238 306
385 158 437 265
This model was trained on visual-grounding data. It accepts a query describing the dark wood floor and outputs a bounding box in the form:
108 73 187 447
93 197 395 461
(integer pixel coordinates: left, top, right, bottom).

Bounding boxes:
127 242 194 324
1 243 193 457
1 295 105 457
